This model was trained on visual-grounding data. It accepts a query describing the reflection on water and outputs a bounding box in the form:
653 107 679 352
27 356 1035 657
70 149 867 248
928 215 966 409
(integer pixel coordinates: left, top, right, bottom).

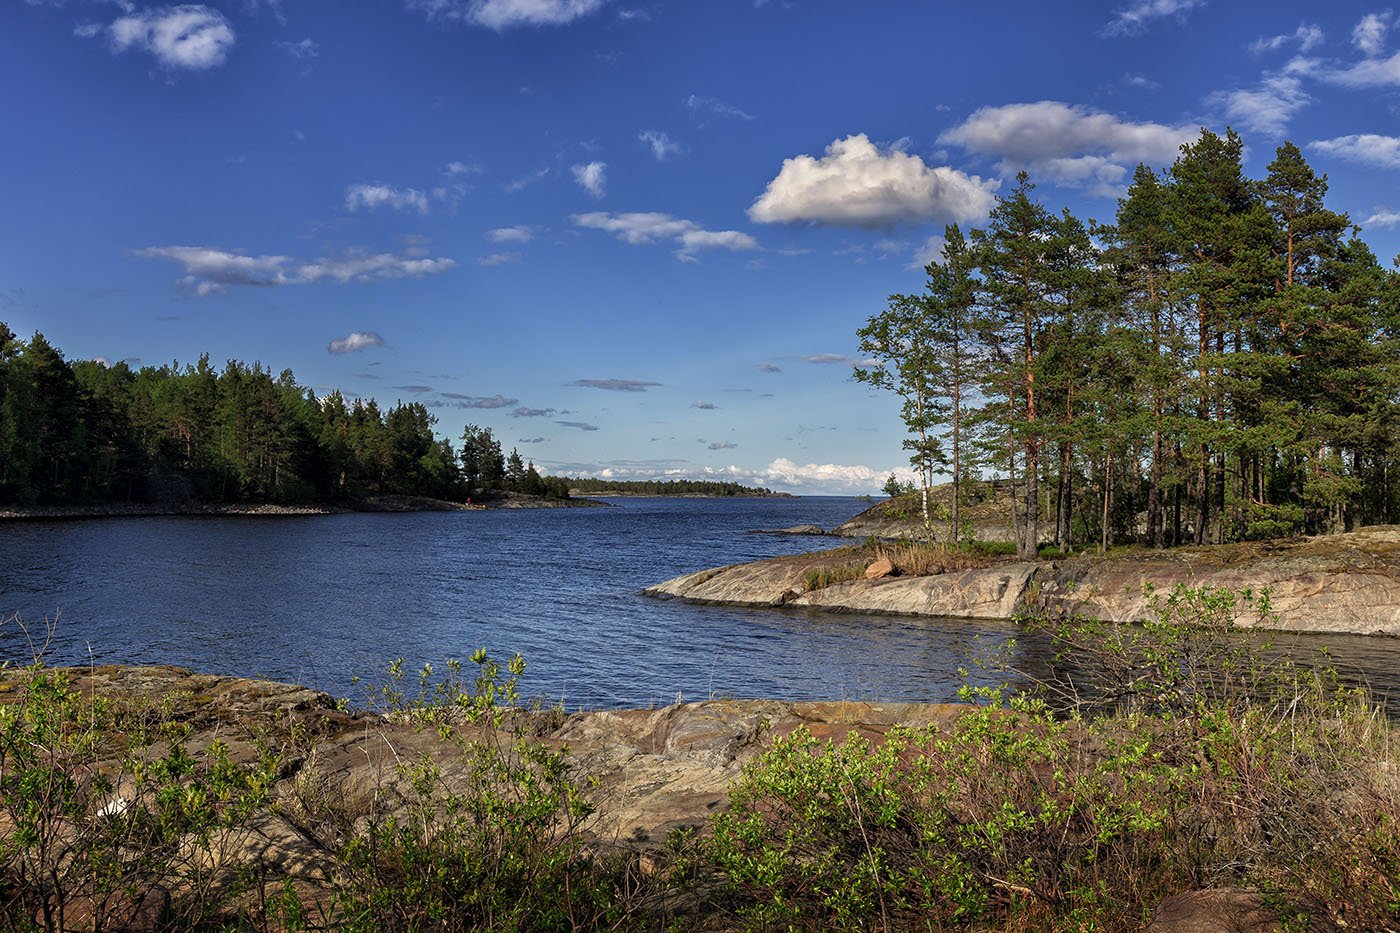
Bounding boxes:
1 498 1397 712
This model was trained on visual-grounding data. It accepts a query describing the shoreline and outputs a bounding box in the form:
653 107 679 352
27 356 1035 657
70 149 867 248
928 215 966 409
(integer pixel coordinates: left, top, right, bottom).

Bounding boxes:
0 491 610 521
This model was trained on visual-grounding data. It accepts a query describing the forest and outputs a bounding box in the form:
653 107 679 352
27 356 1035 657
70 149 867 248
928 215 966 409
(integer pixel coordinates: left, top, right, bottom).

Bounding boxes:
0 328 566 507
859 131 1400 558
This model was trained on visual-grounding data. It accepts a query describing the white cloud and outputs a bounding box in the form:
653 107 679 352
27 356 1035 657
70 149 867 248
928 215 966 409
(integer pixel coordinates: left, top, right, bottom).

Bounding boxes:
486 225 534 244
101 5 234 70
751 458 915 495
328 331 385 354
445 160 483 176
685 94 754 121
135 246 456 293
939 101 1200 193
1364 208 1400 227
573 211 758 260
1355 12 1392 57
639 129 682 161
277 37 318 58
478 251 522 266
692 400 718 410
571 161 607 198
406 0 609 29
1309 133 1400 168
748 134 997 228
345 183 429 214
1250 23 1323 55
911 233 947 269
1104 0 1203 37
1318 50 1400 86
1208 74 1309 136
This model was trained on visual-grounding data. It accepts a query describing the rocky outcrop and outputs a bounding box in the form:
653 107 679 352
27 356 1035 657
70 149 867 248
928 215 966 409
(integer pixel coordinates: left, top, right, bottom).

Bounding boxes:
32 666 964 864
645 526 1400 636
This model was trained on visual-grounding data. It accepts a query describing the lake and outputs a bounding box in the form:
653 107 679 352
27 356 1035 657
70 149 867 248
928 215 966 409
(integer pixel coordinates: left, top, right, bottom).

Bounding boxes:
2 496 1398 710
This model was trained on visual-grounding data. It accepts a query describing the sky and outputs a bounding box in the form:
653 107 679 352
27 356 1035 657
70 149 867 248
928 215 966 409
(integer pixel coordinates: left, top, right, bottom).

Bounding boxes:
5 0 1400 494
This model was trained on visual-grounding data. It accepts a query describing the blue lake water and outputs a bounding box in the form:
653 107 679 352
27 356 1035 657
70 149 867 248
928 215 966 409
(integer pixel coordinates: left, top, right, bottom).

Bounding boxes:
2 496 1399 710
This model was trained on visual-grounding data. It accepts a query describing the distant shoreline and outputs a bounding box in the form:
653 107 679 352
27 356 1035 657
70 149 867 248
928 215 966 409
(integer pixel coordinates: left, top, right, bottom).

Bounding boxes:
0 492 608 521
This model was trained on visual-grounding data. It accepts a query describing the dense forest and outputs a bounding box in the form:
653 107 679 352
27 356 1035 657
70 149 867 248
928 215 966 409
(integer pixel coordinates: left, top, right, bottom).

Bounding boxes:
0 325 567 507
563 478 784 497
860 132 1400 557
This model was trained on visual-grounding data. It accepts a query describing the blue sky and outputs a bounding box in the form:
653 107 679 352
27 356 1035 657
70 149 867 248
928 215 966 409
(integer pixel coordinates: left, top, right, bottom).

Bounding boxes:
6 0 1400 494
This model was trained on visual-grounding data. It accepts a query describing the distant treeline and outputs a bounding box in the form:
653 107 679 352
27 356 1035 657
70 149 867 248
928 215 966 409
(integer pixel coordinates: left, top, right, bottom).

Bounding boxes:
565 478 783 497
0 323 566 506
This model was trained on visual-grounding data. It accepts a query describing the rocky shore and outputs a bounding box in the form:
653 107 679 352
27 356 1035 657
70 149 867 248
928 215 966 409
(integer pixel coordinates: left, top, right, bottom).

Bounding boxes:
11 664 960 884
646 525 1400 636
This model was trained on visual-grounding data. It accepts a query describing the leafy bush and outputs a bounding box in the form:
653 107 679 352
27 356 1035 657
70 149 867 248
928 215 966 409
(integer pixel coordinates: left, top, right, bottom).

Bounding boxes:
286 650 645 931
0 647 281 931
708 586 1400 930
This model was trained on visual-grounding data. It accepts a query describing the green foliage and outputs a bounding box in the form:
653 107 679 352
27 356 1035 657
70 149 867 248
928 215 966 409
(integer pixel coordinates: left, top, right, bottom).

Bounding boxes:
857 132 1400 552
0 645 281 931
292 651 638 931
710 586 1400 930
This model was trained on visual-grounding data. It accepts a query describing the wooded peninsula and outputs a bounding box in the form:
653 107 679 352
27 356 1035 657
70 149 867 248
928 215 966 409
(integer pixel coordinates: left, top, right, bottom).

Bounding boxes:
859 132 1399 557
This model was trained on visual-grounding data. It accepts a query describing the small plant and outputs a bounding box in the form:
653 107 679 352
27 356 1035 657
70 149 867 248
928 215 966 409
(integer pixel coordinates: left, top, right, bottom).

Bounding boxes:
295 649 644 931
0 617 282 932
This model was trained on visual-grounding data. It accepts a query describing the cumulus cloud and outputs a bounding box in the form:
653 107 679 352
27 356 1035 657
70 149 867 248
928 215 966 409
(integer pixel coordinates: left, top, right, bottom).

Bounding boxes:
691 400 718 410
96 5 235 70
1103 0 1203 37
486 225 534 244
572 212 758 260
571 378 660 392
1309 133 1400 168
751 458 917 494
1355 12 1392 57
513 407 557 417
1364 208 1400 227
1208 74 1309 136
749 134 996 228
556 420 600 431
406 0 609 30
134 246 456 294
445 160 483 176
345 183 429 214
758 362 782 373
1250 23 1323 55
639 129 682 160
939 101 1200 194
571 161 607 198
328 331 385 354
685 94 754 121
478 251 522 267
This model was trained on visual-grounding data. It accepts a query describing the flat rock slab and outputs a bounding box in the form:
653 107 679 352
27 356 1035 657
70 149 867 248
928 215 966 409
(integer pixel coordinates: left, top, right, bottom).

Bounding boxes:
645 525 1400 636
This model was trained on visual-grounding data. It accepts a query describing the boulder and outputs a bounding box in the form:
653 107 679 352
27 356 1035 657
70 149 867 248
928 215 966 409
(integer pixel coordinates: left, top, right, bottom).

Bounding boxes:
864 557 894 580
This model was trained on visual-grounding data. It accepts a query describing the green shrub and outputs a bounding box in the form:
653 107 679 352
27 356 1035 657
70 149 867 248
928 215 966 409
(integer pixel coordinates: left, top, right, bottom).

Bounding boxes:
0 655 280 931
291 650 644 931
708 586 1400 930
